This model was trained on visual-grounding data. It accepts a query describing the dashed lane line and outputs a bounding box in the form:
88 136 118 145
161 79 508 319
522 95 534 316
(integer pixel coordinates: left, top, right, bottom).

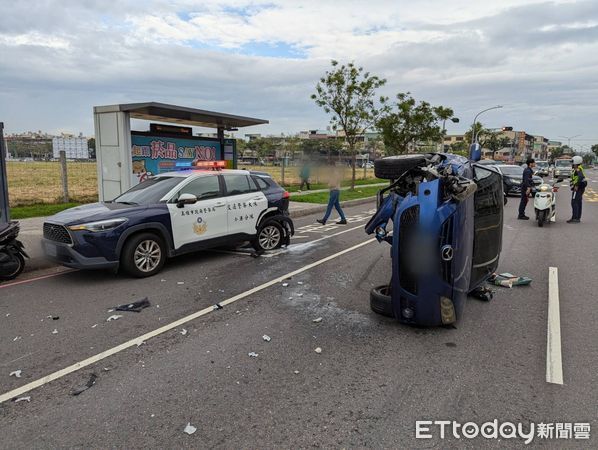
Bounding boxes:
546 267 564 385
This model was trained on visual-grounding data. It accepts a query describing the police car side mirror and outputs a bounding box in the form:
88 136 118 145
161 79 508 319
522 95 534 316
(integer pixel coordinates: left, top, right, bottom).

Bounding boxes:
177 193 198 208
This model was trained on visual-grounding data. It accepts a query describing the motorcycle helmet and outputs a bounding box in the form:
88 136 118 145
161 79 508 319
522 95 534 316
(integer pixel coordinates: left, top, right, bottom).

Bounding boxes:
572 155 583 165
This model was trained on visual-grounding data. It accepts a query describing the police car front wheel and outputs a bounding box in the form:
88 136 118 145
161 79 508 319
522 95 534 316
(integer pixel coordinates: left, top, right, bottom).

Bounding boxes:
122 232 166 277
254 222 283 251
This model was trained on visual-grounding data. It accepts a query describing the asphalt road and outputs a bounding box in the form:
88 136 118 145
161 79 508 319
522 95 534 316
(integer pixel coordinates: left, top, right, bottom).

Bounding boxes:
1 174 597 449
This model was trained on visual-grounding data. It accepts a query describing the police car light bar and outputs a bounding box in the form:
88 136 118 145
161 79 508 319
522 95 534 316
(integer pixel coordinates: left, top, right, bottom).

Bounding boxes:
175 160 227 171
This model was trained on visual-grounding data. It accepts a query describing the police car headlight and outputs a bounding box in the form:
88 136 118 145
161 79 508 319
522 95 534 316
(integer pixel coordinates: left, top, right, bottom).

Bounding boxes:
69 218 128 232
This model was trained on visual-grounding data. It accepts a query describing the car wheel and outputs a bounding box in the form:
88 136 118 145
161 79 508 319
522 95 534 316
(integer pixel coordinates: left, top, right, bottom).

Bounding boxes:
370 285 394 317
122 232 166 278
374 154 428 180
253 221 283 251
0 253 25 281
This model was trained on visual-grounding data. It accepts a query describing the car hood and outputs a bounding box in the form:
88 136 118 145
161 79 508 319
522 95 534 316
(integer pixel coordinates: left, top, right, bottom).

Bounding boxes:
47 202 146 225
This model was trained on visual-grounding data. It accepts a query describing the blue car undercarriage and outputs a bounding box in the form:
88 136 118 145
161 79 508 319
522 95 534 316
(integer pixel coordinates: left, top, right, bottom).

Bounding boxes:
365 153 503 326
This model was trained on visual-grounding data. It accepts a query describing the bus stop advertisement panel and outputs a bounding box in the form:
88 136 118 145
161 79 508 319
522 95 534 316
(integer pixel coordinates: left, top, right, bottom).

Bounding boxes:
130 131 236 185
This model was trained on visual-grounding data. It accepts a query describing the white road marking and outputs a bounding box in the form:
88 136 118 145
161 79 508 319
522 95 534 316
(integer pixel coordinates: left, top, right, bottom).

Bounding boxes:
0 238 376 404
546 266 563 385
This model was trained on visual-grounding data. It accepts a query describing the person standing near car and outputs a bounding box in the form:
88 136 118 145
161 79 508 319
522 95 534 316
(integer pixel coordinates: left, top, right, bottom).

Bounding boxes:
567 155 587 223
299 161 311 191
518 158 535 220
317 161 347 225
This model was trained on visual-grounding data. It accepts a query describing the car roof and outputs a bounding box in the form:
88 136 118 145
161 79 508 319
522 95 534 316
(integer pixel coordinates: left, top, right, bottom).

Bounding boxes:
158 169 251 178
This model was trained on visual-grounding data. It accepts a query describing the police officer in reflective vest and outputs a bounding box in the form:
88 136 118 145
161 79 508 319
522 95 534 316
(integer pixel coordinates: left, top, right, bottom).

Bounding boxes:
518 158 535 220
567 155 587 223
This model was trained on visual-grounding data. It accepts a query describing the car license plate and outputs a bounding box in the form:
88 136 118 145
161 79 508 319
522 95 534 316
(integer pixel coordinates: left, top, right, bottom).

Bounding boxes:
45 242 57 257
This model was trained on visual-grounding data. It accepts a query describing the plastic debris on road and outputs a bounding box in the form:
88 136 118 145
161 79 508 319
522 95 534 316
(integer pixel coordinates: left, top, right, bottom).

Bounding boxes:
312 317 323 323
184 423 197 435
106 315 123 322
13 336 21 341
47 315 59 320
314 347 322 354
14 396 31 403
490 273 532 288
248 352 259 357
262 335 271 342
52 329 58 334
71 373 97 396
282 283 289 287
177 281 185 285
114 297 151 313
180 329 188 336
9 370 22 378
297 281 304 285
293 370 300 374
91 324 98 328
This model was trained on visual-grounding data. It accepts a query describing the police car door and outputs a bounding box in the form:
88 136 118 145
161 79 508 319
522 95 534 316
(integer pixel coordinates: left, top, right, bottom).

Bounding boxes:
167 175 228 250
222 173 268 236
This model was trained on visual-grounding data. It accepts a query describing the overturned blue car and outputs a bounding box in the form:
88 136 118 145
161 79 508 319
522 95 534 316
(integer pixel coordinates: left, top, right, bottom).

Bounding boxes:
365 153 504 326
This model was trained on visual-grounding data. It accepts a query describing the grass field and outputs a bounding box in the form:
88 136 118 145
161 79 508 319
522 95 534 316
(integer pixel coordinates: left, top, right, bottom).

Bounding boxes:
6 161 381 219
7 161 98 207
290 185 381 204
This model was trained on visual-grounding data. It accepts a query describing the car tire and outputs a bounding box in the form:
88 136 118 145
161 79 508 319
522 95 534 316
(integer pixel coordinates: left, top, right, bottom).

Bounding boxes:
121 232 166 278
374 154 428 180
0 253 25 281
252 220 283 251
370 285 394 317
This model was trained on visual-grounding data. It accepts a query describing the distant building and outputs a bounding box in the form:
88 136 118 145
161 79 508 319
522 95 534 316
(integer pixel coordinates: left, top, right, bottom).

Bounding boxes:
52 136 89 159
298 130 330 140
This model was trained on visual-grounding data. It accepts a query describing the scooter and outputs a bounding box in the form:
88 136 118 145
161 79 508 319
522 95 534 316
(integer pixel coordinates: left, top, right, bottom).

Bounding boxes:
533 183 558 227
0 221 28 281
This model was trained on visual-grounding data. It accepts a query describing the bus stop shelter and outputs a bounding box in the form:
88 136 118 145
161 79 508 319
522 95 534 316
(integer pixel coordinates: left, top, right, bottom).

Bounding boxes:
93 102 268 201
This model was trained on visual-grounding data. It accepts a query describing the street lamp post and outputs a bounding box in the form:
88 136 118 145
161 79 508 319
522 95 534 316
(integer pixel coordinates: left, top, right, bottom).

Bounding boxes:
471 105 503 145
439 117 459 152
558 134 581 151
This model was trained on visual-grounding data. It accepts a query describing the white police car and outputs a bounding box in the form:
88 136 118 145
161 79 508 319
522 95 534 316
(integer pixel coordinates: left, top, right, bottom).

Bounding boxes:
42 164 294 277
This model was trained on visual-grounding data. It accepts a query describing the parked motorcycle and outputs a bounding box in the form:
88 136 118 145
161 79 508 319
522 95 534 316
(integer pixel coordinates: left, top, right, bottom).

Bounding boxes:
533 183 558 227
0 221 28 281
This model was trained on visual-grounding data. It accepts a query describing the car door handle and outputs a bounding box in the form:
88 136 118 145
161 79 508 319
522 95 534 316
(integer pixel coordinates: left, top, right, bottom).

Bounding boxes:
215 202 226 207
250 197 262 201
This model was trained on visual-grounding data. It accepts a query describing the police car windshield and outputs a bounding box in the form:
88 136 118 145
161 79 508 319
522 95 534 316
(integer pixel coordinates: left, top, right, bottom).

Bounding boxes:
114 177 182 205
499 166 523 177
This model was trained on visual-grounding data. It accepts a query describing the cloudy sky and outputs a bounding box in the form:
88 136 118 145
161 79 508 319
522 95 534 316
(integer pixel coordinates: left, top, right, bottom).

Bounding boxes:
1 0 597 149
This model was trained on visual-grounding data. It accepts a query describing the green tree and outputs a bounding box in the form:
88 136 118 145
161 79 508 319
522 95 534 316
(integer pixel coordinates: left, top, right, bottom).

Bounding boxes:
312 60 388 188
376 92 453 156
484 131 511 160
582 153 594 165
592 144 598 159
464 122 493 150
449 141 468 156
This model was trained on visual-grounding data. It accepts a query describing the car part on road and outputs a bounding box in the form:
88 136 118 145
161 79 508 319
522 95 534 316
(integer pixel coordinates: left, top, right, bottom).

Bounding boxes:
106 315 123 321
121 232 166 278
9 370 22 378
70 373 97 396
248 352 259 357
374 154 428 180
262 335 271 342
13 396 31 403
114 297 151 313
370 285 394 317
469 286 494 301
312 317 322 323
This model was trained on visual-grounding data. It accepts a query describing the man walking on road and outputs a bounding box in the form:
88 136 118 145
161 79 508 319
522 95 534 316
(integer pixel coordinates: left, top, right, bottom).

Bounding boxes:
317 162 347 225
567 155 587 223
518 158 535 220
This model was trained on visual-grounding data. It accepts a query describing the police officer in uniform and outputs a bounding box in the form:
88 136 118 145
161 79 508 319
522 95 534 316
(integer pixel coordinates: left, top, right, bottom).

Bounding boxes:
567 155 586 223
518 158 535 220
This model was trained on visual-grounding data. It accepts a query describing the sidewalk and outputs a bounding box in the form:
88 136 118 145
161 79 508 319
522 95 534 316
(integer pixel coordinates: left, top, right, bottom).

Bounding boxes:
291 182 386 196
13 197 377 274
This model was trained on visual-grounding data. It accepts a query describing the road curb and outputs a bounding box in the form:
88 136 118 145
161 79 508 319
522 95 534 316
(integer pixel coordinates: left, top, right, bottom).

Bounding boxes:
289 196 376 219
